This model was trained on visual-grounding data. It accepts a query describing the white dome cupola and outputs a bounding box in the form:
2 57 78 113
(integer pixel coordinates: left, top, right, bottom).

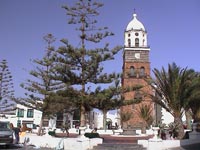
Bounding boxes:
126 14 145 31
124 13 149 50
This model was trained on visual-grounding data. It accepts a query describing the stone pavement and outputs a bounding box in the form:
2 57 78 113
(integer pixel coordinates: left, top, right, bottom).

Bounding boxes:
93 135 150 150
92 143 146 150
169 143 200 150
100 134 200 150
3 132 199 150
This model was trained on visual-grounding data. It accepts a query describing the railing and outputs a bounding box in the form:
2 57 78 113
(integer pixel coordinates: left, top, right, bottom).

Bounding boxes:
124 45 150 48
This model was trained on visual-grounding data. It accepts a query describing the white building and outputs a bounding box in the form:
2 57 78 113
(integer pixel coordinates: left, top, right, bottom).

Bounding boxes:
0 104 42 128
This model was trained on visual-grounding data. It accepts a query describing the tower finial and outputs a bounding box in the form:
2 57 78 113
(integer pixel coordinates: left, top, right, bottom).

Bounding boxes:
133 8 137 18
134 8 136 14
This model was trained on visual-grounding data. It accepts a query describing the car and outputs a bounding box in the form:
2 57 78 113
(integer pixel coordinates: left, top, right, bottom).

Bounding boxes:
0 121 13 146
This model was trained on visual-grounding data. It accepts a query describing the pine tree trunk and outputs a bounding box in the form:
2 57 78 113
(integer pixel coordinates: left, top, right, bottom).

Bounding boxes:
80 104 86 127
103 110 107 131
38 116 44 136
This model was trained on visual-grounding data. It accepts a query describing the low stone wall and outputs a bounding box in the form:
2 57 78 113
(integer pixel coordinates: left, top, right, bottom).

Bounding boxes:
138 135 200 150
139 138 200 150
20 133 103 150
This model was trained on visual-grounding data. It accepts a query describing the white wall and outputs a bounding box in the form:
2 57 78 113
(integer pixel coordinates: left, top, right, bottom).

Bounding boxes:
161 108 186 125
93 110 120 129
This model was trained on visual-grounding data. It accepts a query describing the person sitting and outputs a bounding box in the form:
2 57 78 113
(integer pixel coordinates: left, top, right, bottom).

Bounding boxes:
91 127 97 133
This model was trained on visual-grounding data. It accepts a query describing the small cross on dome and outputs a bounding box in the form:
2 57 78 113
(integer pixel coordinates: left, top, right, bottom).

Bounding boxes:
133 8 137 17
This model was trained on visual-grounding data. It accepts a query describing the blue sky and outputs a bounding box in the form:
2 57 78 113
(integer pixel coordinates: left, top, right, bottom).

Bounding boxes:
0 0 200 97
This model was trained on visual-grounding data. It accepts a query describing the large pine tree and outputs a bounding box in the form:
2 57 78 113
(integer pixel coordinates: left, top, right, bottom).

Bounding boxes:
51 0 123 127
0 59 15 112
19 34 65 135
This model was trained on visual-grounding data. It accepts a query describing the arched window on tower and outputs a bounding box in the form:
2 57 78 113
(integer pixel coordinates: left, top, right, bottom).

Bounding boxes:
128 39 131 47
135 38 139 47
130 66 135 77
139 67 145 77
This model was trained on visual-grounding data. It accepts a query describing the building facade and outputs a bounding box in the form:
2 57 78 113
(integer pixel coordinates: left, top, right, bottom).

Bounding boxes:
0 104 42 128
121 13 155 129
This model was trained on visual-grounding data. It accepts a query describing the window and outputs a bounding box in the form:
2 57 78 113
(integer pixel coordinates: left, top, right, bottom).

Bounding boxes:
130 66 135 77
135 38 139 47
128 33 131 37
17 109 24 117
128 39 131 47
140 67 145 77
17 120 21 128
135 32 139 36
27 109 34 118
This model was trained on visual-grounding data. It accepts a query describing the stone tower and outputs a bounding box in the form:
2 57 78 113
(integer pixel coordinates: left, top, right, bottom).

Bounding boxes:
121 13 154 129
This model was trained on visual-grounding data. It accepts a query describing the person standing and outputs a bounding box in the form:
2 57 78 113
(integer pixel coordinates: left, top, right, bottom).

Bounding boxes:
10 123 21 144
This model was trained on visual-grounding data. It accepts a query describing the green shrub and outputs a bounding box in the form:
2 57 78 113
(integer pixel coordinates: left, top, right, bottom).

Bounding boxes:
84 133 100 138
48 131 56 136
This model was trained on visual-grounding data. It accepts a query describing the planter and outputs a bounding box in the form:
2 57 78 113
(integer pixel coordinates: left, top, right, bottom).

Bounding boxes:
84 133 100 138
48 131 56 136
149 127 162 142
79 126 87 138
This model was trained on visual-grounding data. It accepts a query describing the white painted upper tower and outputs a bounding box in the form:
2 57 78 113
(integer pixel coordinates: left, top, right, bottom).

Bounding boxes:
124 13 150 51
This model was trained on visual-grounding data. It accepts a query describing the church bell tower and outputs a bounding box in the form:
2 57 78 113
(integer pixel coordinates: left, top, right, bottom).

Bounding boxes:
121 13 153 129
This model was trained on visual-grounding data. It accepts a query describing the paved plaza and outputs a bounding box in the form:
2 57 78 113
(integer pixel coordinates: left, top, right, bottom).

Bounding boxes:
1 133 200 150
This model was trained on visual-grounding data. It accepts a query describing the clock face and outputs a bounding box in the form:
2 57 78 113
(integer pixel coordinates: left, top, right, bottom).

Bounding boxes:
135 53 140 59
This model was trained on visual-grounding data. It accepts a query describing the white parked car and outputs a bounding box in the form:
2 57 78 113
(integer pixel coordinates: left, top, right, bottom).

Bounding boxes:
0 121 13 147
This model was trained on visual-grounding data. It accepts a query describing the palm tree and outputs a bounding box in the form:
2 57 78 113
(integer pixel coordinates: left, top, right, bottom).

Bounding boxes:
120 111 133 129
137 104 153 134
150 62 195 139
186 72 200 123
